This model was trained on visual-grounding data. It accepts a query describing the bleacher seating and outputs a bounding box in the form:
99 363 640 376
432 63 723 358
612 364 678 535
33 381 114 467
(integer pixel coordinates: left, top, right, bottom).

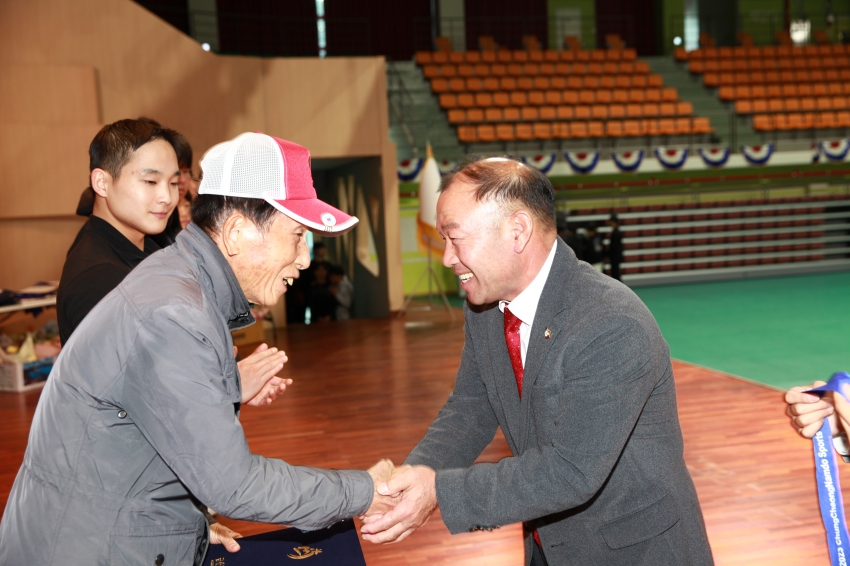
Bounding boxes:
416 48 714 143
674 44 850 133
569 195 850 282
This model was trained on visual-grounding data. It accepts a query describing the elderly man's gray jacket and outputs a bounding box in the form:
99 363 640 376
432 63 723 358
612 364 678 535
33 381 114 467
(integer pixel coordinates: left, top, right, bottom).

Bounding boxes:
0 223 374 566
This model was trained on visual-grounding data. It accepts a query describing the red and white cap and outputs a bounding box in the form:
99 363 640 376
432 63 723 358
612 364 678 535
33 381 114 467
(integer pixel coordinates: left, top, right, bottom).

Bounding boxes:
198 132 358 234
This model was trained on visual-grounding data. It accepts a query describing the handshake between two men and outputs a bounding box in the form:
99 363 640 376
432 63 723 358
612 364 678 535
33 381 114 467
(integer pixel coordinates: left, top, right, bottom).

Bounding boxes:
363 460 438 544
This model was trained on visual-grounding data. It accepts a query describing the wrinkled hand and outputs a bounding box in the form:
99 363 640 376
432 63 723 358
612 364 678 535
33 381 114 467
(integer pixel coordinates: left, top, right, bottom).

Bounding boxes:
235 344 291 406
360 465 437 544
210 522 242 553
785 380 850 438
364 459 399 518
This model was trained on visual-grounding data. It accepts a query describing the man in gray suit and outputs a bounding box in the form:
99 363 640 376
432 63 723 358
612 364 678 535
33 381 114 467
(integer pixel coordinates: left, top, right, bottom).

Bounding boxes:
361 158 713 565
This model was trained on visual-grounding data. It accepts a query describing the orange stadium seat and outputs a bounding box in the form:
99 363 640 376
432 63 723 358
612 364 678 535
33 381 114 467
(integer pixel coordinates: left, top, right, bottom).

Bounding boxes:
643 103 659 117
515 123 534 140
475 92 493 107
439 93 457 108
645 88 662 103
556 106 574 120
677 101 693 115
500 77 517 90
493 92 510 106
607 120 624 137
447 109 465 123
626 103 643 118
816 112 837 128
562 91 579 105
658 118 676 135
458 93 475 107
466 108 484 122
485 107 502 122
503 107 521 121
623 119 643 136
457 125 477 142
533 122 553 139
517 77 534 90
632 75 648 87
423 65 440 78
660 102 676 116
579 90 595 104
477 124 496 141
570 122 589 138
574 105 591 120
676 117 692 134
735 100 753 114
662 88 678 102
552 122 570 138
539 106 557 120
440 64 457 77
628 89 646 103
693 117 714 133
610 104 626 119
592 105 609 119
510 92 528 106
496 124 515 140
545 90 563 105
466 78 483 91
521 107 539 121
431 78 449 92
415 51 433 65
642 119 659 136
588 121 605 137
449 78 465 91
584 76 600 88
838 111 850 127
528 91 545 105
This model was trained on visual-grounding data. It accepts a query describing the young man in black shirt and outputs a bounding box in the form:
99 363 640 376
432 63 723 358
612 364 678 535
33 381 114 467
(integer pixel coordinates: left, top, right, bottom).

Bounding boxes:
58 119 180 344
58 119 288 407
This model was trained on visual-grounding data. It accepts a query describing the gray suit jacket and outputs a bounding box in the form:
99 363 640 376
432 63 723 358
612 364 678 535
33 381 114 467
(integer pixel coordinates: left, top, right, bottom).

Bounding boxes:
406 239 713 566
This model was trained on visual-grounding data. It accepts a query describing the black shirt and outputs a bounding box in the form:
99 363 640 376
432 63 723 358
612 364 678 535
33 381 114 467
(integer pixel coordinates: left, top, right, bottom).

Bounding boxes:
57 216 160 345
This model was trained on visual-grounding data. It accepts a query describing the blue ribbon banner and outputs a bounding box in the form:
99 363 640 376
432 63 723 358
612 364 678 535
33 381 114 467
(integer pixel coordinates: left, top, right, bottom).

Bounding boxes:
806 372 850 565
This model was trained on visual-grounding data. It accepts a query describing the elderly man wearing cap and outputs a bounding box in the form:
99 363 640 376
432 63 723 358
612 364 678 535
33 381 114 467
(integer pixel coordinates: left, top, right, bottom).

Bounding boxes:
0 133 393 566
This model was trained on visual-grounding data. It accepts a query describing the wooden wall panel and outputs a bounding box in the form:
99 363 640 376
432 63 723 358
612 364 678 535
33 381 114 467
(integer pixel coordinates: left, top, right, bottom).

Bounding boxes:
0 217 86 289
261 58 387 158
0 65 100 125
0 0 401 313
0 123 103 219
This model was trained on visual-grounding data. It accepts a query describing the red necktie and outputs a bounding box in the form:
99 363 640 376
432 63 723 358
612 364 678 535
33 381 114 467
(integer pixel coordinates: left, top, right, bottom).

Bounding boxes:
503 306 524 397
504 306 542 547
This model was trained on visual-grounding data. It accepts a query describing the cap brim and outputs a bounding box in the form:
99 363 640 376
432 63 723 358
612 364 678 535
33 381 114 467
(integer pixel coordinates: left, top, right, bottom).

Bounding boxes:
265 197 359 235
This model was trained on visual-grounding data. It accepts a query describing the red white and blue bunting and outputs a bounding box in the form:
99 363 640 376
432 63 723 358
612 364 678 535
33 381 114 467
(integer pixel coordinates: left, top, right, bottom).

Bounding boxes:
564 151 600 174
654 147 689 170
698 147 730 168
611 150 644 172
521 154 557 173
740 144 774 166
397 158 424 181
437 159 458 175
819 139 850 162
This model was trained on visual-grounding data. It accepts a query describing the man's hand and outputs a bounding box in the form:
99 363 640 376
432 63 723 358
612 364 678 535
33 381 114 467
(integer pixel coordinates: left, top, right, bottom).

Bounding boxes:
235 344 291 406
360 465 437 544
364 459 399 517
785 380 848 438
210 522 242 552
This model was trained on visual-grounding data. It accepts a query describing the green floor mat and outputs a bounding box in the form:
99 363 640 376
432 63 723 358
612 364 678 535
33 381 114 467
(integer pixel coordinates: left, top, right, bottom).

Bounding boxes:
633 271 850 391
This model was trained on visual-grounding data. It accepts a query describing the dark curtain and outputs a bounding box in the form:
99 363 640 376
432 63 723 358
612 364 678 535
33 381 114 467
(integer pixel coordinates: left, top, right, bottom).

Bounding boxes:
133 0 191 36
324 0 432 59
595 0 657 56
464 0 548 51
217 0 319 57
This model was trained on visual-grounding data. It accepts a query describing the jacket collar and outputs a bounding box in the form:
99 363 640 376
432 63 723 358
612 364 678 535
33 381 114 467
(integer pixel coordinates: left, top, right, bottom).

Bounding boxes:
177 223 254 331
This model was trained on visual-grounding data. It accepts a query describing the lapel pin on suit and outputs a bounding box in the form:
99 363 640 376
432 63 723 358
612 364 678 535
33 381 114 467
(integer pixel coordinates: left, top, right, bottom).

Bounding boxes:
544 328 551 339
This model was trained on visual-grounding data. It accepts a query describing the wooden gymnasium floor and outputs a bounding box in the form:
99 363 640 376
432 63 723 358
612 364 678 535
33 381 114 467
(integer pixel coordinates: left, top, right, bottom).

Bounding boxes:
0 308 843 565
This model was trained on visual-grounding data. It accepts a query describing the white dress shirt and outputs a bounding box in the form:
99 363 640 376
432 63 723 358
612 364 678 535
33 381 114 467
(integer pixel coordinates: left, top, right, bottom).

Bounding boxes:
498 241 558 367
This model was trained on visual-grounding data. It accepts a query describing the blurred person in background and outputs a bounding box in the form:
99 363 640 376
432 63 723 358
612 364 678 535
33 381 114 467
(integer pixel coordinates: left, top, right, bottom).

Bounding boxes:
328 264 354 321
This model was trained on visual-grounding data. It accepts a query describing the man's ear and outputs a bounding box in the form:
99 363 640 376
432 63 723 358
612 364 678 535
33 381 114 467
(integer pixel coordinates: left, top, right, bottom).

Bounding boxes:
511 210 534 253
219 212 247 258
90 169 111 198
